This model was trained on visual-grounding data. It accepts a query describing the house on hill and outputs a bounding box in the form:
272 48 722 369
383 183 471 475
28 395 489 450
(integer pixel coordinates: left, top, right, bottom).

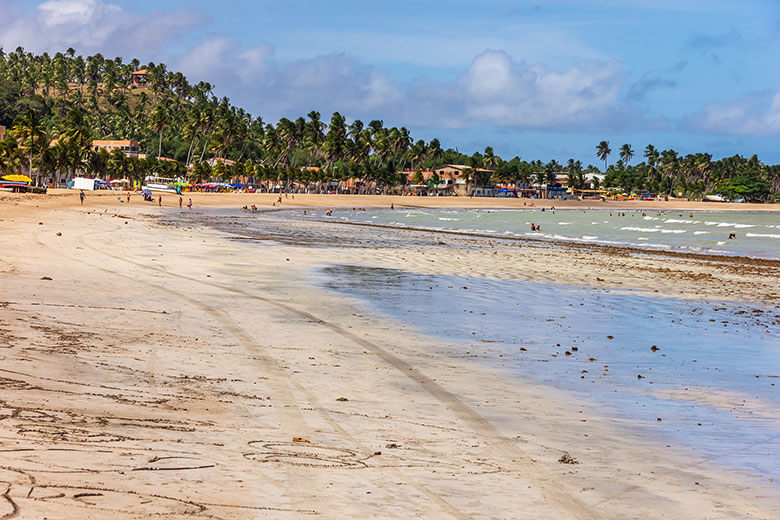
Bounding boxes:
131 69 149 87
92 140 140 158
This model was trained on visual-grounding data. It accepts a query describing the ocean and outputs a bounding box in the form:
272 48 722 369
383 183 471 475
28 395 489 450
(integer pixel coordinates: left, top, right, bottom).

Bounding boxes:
331 208 780 259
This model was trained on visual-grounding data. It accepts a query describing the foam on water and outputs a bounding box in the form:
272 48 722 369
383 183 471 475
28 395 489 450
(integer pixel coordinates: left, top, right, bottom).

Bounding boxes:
338 209 779 259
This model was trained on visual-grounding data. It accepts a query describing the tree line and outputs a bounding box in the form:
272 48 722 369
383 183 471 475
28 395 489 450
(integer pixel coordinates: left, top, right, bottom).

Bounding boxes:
0 46 777 199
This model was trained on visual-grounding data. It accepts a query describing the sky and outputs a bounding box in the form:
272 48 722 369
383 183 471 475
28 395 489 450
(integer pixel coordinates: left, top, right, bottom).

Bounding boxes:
1 0 779 165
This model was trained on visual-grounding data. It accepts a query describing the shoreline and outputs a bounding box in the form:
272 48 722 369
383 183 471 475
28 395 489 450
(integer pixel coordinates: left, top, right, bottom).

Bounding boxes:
3 188 779 212
0 197 778 518
313 218 780 265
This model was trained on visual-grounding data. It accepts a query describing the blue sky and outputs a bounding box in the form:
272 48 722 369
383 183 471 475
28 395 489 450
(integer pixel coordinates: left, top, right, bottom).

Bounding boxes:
1 0 779 165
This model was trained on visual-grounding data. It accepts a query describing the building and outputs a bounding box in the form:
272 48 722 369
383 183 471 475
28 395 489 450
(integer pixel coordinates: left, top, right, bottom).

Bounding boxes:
431 164 494 196
206 157 237 168
0 125 6 141
131 69 149 87
92 140 140 157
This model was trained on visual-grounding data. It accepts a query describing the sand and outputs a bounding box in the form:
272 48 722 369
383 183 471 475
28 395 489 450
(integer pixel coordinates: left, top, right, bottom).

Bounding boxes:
0 190 778 519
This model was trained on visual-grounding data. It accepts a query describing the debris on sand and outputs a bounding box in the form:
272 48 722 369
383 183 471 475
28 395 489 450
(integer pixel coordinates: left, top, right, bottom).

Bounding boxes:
336 397 349 402
385 443 400 449
651 345 660 352
40 276 52 280
56 232 62 236
558 452 579 465
292 437 310 443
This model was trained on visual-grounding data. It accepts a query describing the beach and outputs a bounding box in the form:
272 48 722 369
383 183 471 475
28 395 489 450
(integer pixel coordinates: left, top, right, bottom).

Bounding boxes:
1 191 778 519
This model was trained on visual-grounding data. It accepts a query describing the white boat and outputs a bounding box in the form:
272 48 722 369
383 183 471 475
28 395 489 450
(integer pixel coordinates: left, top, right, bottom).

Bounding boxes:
142 176 178 192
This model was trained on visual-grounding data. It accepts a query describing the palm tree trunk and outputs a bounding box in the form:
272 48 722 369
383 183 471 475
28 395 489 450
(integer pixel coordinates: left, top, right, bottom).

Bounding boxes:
186 133 198 166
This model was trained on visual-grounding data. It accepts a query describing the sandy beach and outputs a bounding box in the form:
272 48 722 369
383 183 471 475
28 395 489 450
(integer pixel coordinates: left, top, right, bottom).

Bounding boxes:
1 191 778 519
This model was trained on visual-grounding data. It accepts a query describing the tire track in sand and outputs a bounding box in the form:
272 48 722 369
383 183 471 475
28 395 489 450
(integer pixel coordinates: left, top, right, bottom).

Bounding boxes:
59 217 600 520
35 223 474 519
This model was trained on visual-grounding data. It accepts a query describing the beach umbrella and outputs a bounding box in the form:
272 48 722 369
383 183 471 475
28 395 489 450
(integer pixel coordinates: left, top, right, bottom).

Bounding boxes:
141 189 152 194
1 174 33 183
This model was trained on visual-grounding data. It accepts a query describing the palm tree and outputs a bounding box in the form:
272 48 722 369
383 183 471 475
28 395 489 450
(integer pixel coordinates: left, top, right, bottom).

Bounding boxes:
11 108 46 185
619 144 634 165
596 141 611 172
150 103 169 157
483 146 500 170
644 144 660 183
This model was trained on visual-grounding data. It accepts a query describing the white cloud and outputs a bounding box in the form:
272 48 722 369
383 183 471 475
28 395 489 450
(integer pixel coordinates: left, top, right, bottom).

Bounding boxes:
682 91 780 136
178 42 636 132
0 0 203 56
402 50 632 130
176 37 402 120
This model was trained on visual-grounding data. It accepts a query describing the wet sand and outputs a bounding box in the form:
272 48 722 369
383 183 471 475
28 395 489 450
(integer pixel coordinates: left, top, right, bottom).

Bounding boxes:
0 192 778 518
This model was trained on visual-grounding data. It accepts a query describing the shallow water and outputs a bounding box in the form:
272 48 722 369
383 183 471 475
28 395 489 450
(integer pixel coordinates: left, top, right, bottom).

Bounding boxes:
163 207 780 480
319 265 780 481
333 208 780 259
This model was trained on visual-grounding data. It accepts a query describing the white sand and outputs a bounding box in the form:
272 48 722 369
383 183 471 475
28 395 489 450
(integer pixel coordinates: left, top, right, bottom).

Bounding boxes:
0 192 778 518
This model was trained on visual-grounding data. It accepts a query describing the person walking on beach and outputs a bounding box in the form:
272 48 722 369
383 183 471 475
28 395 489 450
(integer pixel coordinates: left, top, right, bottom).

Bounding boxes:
79 190 85 205
179 196 183 209
158 195 162 207
187 198 192 209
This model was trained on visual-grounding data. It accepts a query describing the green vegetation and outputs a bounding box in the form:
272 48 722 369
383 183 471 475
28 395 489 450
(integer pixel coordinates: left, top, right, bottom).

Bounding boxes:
0 46 777 200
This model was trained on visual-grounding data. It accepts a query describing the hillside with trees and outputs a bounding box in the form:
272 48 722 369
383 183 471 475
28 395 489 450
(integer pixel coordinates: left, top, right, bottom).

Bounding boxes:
0 46 777 200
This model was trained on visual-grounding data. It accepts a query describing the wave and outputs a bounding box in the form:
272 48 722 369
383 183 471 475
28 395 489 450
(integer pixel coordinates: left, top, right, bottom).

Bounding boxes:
745 233 780 239
621 226 686 234
704 221 755 228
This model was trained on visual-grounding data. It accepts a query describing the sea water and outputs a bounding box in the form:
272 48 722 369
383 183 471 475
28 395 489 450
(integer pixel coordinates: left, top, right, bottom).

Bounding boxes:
333 208 780 259
319 266 780 481
166 207 780 481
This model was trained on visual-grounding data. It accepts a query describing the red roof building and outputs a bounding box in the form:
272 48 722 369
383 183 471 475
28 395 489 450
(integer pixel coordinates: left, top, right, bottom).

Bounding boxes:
131 69 149 87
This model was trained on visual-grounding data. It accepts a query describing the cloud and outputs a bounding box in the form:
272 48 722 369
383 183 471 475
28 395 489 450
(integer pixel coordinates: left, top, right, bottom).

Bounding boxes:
626 61 686 102
403 50 634 131
627 77 677 101
179 43 639 132
684 30 743 51
0 0 204 56
176 37 402 120
682 91 780 136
